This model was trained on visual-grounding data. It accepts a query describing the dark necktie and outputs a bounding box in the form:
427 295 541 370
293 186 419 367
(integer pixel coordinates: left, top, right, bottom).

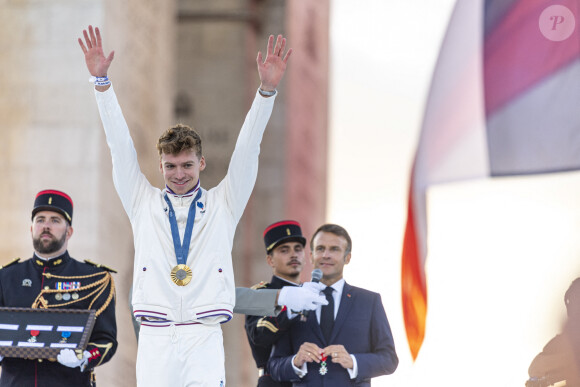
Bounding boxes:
320 286 335 342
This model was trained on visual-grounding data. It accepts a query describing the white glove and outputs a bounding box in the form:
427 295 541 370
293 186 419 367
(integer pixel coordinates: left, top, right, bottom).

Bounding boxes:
301 281 326 294
57 349 90 371
278 282 328 312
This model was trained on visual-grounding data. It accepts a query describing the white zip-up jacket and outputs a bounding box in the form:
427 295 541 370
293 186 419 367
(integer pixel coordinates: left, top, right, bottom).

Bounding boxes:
96 85 275 324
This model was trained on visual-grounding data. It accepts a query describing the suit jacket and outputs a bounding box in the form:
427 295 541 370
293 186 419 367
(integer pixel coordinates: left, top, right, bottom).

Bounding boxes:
268 282 398 386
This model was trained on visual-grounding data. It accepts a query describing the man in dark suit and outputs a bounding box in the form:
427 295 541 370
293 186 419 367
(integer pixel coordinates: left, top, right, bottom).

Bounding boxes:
268 224 398 386
245 220 314 386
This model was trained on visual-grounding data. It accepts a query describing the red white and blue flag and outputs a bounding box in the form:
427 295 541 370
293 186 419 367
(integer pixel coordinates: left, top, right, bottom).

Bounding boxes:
403 0 580 360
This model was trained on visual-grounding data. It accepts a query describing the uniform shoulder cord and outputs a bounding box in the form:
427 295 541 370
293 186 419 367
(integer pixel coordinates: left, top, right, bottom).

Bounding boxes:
31 271 116 317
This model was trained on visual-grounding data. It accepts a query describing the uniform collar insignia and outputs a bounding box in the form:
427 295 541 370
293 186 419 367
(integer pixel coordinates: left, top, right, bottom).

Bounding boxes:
33 252 69 268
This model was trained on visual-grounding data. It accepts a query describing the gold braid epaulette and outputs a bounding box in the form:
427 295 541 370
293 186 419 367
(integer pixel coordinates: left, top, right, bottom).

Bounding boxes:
84 259 117 273
0 258 20 270
251 281 269 290
30 271 116 317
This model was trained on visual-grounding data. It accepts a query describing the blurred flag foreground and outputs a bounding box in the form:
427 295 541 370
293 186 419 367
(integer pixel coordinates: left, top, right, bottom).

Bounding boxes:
403 0 580 360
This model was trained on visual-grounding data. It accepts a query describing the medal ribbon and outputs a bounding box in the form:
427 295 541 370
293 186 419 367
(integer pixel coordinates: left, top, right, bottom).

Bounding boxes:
319 353 328 375
164 189 202 265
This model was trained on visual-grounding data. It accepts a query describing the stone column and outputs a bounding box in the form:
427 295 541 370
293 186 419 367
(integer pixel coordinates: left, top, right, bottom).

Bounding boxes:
0 0 175 385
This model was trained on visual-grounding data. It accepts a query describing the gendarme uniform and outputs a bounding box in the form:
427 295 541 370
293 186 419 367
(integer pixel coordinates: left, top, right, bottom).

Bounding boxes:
0 191 117 387
246 276 297 387
245 220 306 387
95 84 276 386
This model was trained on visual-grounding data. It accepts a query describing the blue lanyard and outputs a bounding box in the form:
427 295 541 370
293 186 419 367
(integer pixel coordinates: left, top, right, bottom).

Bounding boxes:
163 189 202 265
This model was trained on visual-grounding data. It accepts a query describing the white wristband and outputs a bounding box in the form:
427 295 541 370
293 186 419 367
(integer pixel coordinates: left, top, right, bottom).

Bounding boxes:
89 76 111 87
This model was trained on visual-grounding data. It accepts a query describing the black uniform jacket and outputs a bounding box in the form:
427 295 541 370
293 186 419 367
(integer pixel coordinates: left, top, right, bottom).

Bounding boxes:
0 252 117 387
245 276 298 387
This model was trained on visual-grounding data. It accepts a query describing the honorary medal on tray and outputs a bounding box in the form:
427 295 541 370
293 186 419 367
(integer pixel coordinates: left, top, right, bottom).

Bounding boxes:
0 307 96 359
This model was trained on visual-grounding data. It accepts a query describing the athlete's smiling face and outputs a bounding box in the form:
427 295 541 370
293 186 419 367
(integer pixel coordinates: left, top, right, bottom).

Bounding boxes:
159 150 206 195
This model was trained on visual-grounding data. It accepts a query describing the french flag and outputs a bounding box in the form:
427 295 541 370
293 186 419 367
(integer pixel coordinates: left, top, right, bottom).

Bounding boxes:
403 0 580 360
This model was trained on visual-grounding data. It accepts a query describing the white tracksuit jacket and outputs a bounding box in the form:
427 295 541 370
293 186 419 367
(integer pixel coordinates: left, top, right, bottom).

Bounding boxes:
95 85 275 324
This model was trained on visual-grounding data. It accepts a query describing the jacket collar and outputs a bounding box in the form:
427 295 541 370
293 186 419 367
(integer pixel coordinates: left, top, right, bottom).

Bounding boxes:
32 251 70 269
164 180 201 198
270 275 299 288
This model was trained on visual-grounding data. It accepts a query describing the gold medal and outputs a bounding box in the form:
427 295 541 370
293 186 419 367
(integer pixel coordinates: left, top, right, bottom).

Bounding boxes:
171 264 192 286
